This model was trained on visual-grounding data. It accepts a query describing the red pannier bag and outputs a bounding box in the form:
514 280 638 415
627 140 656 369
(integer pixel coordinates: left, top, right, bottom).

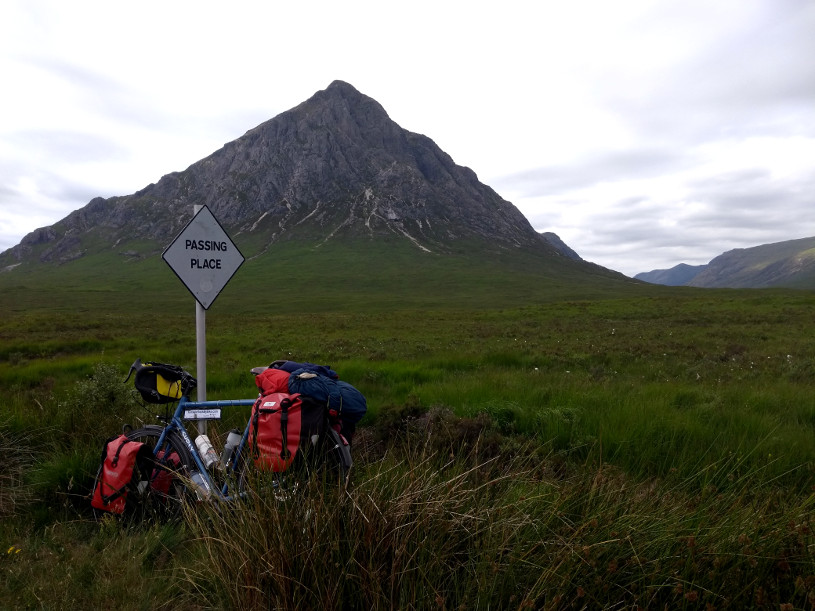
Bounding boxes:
247 392 326 472
150 448 181 497
254 367 290 395
91 435 151 514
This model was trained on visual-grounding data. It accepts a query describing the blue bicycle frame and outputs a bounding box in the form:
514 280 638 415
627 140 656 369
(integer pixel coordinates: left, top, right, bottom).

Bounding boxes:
153 395 257 501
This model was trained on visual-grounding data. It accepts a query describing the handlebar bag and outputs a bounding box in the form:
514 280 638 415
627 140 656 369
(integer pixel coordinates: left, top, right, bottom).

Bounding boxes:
129 361 197 404
248 393 326 472
91 435 152 514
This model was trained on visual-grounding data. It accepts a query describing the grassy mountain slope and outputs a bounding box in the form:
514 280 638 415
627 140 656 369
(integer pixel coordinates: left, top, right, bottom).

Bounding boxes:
0 236 654 316
688 236 815 288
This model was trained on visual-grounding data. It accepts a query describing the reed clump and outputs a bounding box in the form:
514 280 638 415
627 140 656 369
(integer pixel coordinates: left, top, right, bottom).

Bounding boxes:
0 424 36 518
179 408 815 609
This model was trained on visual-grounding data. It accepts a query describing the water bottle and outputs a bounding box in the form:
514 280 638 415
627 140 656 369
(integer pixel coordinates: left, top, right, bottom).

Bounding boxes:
195 434 219 470
220 429 242 469
189 469 211 500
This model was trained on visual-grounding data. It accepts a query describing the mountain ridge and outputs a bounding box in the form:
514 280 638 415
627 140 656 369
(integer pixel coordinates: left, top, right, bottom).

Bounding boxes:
634 264 707 286
2 81 582 270
635 236 815 288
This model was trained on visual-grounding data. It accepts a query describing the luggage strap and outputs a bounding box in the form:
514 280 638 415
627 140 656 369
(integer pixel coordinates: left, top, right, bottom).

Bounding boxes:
101 437 135 505
251 396 293 461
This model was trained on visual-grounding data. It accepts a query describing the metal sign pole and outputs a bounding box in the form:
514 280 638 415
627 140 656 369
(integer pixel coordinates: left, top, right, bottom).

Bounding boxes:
193 205 207 436
196 300 207 435
163 203 244 439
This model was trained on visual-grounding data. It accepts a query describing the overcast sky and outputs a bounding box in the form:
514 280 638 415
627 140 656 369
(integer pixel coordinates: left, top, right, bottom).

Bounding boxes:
1 0 813 277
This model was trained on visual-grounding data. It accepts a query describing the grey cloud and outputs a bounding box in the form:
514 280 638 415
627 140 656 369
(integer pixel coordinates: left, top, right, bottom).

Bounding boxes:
524 162 815 276
23 56 126 94
574 215 707 250
604 3 815 144
495 148 690 196
688 170 815 224
22 56 181 133
687 168 772 189
6 129 129 164
50 181 105 206
0 183 19 199
583 210 815 275
706 2 815 107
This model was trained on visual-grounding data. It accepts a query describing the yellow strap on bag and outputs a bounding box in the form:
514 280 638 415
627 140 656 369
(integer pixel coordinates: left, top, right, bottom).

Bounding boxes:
154 373 183 400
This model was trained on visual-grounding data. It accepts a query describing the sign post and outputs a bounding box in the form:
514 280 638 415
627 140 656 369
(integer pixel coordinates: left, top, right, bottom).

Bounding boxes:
194 204 207 435
163 205 244 434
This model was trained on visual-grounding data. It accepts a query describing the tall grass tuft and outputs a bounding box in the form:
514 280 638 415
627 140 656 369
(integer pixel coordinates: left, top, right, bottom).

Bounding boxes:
0 423 36 518
176 410 815 609
181 411 554 609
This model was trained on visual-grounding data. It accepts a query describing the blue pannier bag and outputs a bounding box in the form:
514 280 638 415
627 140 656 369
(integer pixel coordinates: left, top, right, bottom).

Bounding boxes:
287 369 367 441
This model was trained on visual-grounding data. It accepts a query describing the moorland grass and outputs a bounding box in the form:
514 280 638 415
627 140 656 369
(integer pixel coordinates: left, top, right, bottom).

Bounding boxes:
152 410 815 608
0 283 813 608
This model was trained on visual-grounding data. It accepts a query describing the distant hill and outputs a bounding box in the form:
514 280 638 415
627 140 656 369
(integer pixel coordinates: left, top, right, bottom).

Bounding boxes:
634 264 707 286
689 237 815 288
635 236 815 289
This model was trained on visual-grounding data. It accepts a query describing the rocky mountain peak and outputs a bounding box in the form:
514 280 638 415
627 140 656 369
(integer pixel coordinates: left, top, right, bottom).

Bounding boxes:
3 81 564 264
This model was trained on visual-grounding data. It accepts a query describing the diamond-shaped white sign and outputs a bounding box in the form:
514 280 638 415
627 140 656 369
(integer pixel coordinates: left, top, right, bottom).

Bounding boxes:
162 206 244 309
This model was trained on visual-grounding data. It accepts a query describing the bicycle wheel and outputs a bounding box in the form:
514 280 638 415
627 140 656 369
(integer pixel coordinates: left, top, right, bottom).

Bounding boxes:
92 425 196 521
131 425 198 520
232 426 352 498
313 427 352 485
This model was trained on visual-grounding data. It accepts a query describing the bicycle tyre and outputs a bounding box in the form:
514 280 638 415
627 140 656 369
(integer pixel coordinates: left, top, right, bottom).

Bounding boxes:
92 425 196 521
232 427 352 497
315 427 353 484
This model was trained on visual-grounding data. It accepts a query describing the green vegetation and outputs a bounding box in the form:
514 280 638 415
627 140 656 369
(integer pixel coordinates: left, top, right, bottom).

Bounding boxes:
0 237 649 314
0 247 814 608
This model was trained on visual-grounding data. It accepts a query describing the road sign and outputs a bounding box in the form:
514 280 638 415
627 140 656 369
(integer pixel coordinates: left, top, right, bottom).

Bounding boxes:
162 206 244 309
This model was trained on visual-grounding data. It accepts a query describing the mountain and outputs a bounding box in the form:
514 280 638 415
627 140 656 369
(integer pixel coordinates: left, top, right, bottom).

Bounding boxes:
540 232 581 261
688 237 815 288
635 236 815 289
634 264 707 286
0 81 640 312
2 80 578 267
